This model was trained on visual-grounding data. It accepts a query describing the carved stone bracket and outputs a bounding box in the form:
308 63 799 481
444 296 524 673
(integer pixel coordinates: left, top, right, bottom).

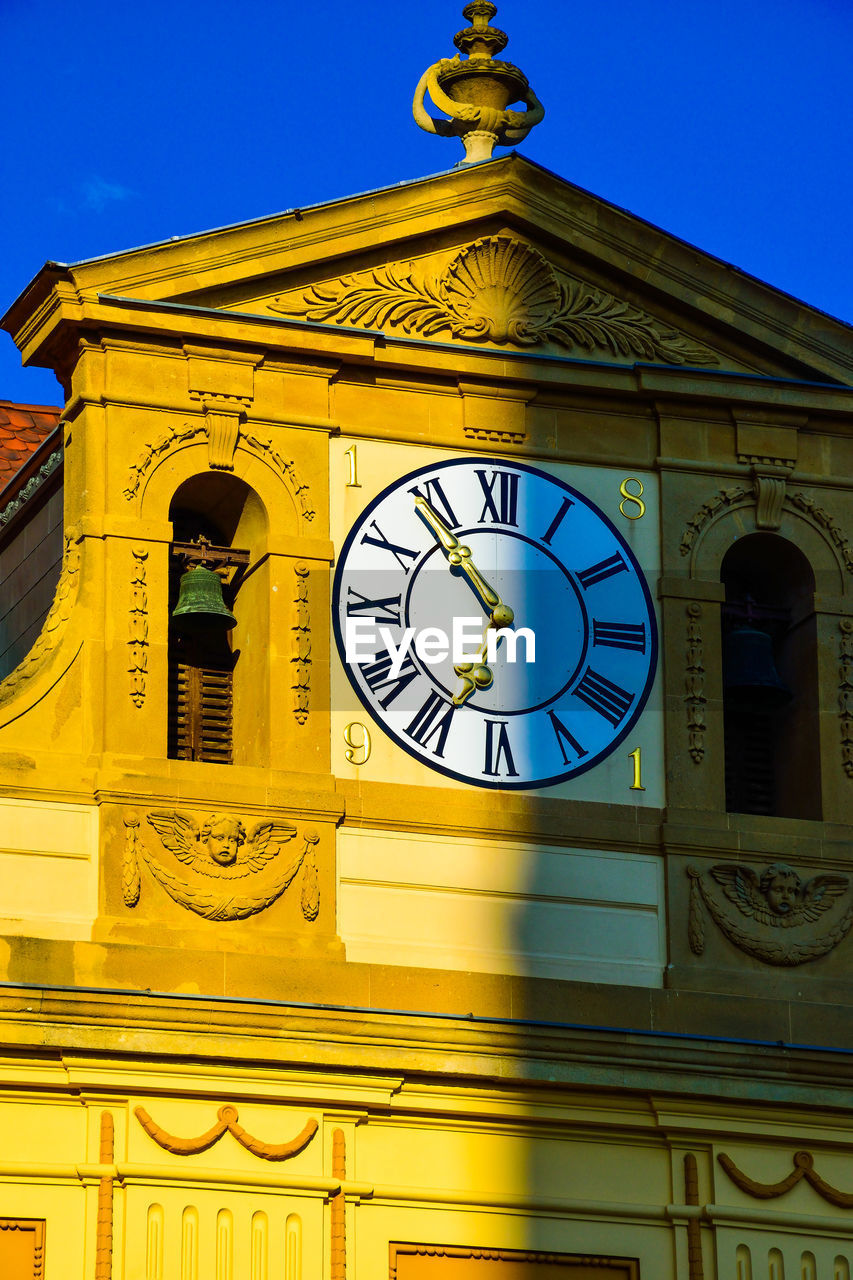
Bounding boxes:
840 620 853 778
718 1150 853 1208
185 345 259 471
128 547 148 707
687 862 853 965
199 397 247 471
135 1104 318 1161
272 235 719 366
742 459 792 531
685 604 706 764
292 562 311 724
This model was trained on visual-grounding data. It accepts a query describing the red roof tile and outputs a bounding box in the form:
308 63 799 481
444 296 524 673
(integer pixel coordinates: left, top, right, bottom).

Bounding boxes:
0 400 61 483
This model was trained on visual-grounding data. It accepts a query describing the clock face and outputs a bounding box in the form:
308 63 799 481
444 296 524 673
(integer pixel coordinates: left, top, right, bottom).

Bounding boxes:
332 457 657 790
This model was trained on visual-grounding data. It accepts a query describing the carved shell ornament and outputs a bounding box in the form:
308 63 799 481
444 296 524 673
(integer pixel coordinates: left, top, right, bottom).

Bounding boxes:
271 236 718 366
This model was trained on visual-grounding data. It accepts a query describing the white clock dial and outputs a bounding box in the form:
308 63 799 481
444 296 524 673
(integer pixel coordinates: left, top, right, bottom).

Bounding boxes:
333 457 657 789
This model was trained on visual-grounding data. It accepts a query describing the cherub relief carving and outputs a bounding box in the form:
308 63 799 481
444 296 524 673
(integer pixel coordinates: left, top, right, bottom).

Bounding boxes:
687 861 853 965
124 810 319 921
149 811 292 877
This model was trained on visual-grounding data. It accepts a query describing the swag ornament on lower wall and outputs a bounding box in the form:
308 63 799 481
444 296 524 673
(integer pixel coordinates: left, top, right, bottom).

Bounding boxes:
687 861 853 965
122 810 320 921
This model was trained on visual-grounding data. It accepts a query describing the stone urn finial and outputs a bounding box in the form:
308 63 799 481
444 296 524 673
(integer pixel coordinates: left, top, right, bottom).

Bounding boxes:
413 2 545 164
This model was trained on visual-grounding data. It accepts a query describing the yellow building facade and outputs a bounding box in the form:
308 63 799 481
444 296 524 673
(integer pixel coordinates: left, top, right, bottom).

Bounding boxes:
3 13 853 1278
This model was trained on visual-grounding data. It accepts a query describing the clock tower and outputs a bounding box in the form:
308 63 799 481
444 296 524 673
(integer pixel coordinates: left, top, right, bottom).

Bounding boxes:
1 6 853 1279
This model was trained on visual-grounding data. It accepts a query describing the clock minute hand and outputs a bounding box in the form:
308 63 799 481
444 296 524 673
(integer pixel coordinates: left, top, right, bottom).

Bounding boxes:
414 494 507 617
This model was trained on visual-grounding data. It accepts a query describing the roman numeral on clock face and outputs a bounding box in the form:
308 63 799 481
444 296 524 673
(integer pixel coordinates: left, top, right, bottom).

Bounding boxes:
346 588 402 625
547 709 587 765
576 553 628 590
475 469 519 526
360 521 419 572
483 720 519 777
405 691 456 757
408 477 460 529
541 496 574 545
592 620 647 652
574 667 634 727
360 648 420 709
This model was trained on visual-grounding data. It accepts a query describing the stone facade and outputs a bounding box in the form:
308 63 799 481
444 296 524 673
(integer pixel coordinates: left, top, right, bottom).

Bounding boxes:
1 152 853 1278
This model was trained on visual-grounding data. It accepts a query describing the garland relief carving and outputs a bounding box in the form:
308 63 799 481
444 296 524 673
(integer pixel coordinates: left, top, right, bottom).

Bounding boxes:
121 809 320 921
718 1150 853 1209
687 862 853 965
135 1104 317 1161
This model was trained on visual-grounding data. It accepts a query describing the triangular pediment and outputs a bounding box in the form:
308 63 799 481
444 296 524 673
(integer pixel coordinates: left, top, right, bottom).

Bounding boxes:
8 155 853 386
234 231 725 370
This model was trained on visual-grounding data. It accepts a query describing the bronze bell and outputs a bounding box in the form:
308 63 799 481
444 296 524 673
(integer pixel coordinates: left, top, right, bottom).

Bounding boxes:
171 565 236 631
723 624 791 707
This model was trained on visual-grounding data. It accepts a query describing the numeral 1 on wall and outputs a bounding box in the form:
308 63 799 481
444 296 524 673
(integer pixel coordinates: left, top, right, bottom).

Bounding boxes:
628 746 646 791
344 445 361 488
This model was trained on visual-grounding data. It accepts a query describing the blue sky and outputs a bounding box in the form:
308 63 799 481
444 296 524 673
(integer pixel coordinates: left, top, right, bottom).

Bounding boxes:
2 0 852 406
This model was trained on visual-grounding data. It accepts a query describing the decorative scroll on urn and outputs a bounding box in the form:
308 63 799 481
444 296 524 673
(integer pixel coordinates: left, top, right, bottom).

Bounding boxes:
413 3 544 163
271 235 718 366
125 809 320 921
687 862 853 965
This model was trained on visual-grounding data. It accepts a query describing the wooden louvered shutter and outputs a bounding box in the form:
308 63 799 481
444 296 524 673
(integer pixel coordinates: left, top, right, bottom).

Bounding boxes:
168 654 233 763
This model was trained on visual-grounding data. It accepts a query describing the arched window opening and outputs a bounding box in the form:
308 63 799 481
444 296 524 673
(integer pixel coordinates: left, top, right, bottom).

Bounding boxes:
721 533 820 819
167 475 267 765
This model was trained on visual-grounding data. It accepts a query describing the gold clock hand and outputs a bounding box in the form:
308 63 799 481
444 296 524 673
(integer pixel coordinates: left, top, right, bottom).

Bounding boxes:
453 631 493 706
453 610 519 706
414 495 513 623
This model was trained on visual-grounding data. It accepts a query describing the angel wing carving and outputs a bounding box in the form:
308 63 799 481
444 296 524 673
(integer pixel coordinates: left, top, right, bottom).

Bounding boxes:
710 864 849 928
693 861 853 966
239 821 298 875
798 875 850 922
147 811 200 867
140 811 312 920
710 865 775 926
147 812 298 880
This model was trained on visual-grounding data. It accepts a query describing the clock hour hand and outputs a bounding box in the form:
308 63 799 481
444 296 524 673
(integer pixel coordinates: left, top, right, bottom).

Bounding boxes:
414 495 513 623
413 496 518 706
